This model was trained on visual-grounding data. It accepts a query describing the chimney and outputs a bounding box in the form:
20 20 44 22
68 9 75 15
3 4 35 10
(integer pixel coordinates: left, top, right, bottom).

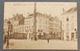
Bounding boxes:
63 8 65 13
49 14 51 17
28 13 29 15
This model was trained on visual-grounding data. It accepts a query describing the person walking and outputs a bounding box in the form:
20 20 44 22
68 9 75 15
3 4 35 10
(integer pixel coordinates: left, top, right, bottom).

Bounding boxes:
46 34 50 43
47 38 49 43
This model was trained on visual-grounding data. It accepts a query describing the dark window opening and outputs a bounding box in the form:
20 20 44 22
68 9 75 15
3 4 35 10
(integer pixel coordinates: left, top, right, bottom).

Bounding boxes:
66 18 69 21
74 29 76 31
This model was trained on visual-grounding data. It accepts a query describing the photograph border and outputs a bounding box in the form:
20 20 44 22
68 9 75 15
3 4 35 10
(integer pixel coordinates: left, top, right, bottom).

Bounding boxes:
0 0 79 51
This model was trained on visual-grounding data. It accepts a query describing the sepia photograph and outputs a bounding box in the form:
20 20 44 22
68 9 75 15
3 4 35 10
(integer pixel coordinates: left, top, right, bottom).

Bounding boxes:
3 2 77 50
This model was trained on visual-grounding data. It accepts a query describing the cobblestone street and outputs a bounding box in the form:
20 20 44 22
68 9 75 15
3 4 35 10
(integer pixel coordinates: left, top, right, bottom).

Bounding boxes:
3 39 77 50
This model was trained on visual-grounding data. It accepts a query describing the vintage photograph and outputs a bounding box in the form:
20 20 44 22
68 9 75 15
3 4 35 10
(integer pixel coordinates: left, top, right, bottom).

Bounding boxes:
3 2 77 50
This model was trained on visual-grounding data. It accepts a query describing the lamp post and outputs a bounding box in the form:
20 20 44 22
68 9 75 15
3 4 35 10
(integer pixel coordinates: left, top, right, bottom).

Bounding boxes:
6 21 11 48
60 21 63 40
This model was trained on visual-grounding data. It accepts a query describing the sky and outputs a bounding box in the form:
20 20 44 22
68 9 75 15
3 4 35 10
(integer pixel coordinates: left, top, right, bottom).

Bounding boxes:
4 2 77 20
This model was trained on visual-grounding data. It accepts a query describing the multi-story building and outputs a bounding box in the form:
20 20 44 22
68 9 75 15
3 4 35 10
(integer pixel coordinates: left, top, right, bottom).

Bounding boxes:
24 14 34 38
61 7 77 40
24 12 50 39
49 16 62 39
12 14 25 34
36 12 50 35
4 12 62 40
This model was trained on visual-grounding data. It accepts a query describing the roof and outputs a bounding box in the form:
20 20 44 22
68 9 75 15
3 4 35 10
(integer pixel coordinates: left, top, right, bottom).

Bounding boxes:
49 16 61 23
13 14 25 21
66 8 73 12
25 12 61 22
25 12 51 19
72 7 77 11
62 7 77 15
66 7 77 12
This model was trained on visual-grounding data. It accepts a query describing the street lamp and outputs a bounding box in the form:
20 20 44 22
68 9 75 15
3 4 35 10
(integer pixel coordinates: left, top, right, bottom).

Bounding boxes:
6 21 11 48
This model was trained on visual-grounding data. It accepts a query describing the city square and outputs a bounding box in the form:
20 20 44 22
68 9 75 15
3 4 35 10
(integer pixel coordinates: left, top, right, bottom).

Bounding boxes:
4 39 77 49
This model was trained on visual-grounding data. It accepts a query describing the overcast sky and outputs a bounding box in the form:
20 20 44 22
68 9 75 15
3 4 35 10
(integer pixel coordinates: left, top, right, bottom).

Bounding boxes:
4 2 77 20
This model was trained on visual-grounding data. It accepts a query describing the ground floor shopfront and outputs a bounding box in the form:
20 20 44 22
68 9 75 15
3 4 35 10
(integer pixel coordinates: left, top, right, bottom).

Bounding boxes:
7 31 77 41
62 31 77 41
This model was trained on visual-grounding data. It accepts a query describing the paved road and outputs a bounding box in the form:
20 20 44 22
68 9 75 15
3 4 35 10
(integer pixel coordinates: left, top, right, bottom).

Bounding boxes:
3 39 77 50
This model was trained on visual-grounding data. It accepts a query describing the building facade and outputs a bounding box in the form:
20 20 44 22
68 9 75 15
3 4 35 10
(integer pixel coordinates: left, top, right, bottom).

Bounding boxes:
4 12 62 40
24 12 50 39
49 16 62 39
24 12 62 39
61 7 77 40
9 14 25 34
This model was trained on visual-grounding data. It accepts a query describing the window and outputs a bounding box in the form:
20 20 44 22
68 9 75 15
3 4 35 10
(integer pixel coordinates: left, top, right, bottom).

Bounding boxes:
74 29 76 31
66 18 69 21
39 25 41 28
30 29 31 32
76 32 77 39
38 30 40 32
40 19 42 21
29 26 31 28
27 26 28 28
71 33 74 40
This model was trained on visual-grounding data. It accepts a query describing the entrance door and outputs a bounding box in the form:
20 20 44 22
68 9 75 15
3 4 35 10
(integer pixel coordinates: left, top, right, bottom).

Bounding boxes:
71 33 74 40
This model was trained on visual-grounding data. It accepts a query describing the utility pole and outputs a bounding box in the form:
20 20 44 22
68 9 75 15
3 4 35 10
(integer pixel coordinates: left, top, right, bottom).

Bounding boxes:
33 2 37 41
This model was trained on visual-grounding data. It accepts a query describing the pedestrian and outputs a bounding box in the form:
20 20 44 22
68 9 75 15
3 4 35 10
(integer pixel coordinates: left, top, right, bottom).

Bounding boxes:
34 35 37 41
3 34 7 44
3 35 6 44
47 38 49 43
31 37 33 40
